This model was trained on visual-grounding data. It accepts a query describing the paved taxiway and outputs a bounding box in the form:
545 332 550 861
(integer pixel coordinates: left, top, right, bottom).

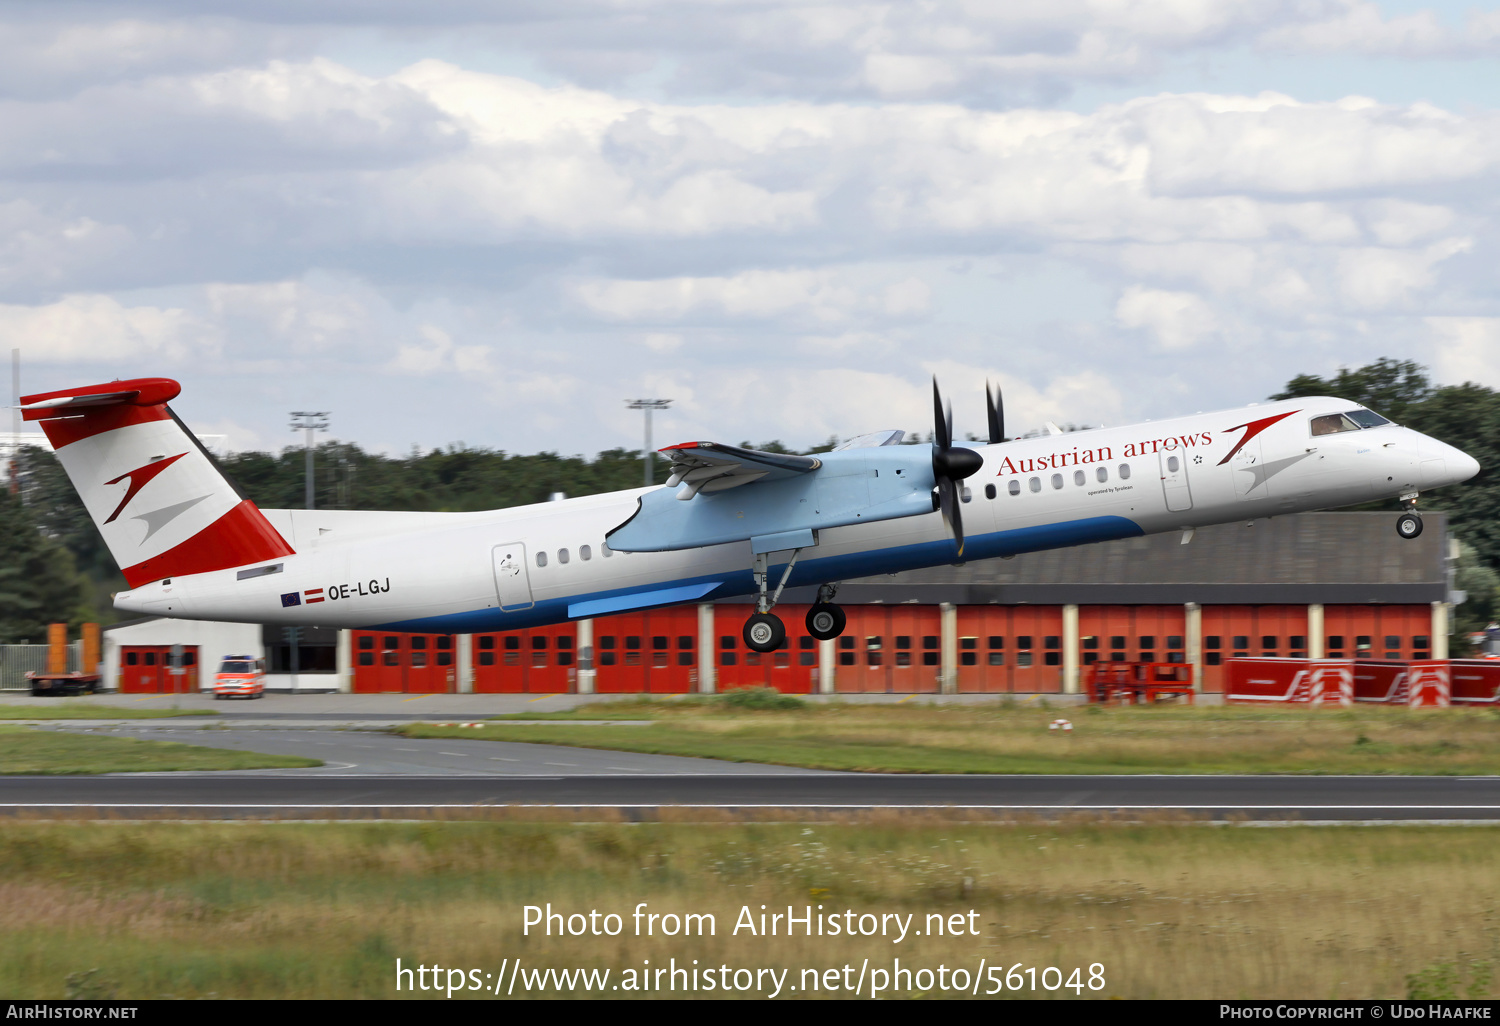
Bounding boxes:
5 695 1493 820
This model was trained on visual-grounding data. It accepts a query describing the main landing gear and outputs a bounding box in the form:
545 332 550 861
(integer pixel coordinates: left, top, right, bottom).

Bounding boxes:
1396 492 1423 540
741 554 846 653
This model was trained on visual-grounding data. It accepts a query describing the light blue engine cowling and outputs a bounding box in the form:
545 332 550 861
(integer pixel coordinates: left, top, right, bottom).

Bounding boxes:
606 446 942 553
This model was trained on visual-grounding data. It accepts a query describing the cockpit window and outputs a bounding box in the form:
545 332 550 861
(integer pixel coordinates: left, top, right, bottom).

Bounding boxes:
1311 410 1391 435
1310 413 1360 436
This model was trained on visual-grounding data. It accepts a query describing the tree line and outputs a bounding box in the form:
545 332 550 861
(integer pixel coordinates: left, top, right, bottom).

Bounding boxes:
4 359 1497 645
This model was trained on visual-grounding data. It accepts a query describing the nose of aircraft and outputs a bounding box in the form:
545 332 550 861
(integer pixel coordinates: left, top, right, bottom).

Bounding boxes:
1421 436 1481 487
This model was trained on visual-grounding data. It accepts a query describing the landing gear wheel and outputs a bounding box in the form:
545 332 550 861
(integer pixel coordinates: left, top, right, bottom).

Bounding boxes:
805 602 846 641
743 612 786 653
1396 512 1423 539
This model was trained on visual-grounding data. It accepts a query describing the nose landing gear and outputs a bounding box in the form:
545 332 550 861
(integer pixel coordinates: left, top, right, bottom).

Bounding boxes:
1396 492 1423 540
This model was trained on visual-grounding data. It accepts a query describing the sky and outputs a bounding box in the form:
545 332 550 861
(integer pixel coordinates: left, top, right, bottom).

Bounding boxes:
6 0 1500 459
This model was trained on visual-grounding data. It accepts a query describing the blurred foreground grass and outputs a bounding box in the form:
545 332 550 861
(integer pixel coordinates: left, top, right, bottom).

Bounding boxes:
0 703 212 720
0 819 1494 999
0 726 320 774
407 698 1500 774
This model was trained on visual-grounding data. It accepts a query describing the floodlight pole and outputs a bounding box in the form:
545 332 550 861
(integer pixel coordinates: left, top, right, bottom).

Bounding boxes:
290 412 330 509
626 399 671 487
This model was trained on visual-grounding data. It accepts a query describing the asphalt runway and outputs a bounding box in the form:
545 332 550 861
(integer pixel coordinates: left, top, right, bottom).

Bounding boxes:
36 725 825 777
10 719 1499 822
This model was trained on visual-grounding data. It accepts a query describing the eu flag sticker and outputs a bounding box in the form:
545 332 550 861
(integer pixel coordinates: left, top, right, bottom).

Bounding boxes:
281 592 301 607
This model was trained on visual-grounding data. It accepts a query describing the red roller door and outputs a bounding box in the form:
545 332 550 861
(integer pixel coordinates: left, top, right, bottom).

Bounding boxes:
953 607 1065 693
1200 606 1311 693
834 605 943 693
352 632 456 693
713 604 818 694
118 645 200 693
594 607 698 693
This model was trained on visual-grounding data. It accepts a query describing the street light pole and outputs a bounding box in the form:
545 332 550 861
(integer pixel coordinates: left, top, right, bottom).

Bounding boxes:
289 412 329 510
626 399 671 487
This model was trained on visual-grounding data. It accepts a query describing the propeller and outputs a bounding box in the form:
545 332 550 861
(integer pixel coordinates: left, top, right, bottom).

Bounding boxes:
931 378 984 556
986 381 1005 444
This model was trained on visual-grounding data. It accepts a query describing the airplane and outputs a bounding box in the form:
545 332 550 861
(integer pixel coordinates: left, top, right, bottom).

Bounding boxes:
20 375 1481 653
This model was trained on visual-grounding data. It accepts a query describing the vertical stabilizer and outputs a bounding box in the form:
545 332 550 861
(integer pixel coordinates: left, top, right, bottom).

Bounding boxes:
20 377 293 587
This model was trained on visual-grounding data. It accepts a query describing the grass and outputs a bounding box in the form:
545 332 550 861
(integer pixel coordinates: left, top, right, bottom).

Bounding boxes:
397 699 1500 775
0 819 1494 999
0 703 213 720
0 726 321 774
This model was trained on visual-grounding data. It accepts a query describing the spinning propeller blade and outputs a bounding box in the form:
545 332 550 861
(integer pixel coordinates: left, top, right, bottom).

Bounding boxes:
986 381 1005 444
930 378 983 556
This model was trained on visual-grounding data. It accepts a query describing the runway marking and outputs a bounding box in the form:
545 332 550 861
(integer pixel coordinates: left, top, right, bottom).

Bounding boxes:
489 757 518 762
528 694 561 702
7 803 1500 811
438 752 468 757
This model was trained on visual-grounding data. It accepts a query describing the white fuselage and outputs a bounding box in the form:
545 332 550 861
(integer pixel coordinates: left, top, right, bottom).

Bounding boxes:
113 396 1479 633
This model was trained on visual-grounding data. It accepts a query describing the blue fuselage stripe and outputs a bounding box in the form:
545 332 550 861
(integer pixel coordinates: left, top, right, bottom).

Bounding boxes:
367 514 1143 633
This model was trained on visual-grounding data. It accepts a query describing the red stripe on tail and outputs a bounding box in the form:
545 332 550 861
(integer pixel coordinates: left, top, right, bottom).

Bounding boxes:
120 500 294 587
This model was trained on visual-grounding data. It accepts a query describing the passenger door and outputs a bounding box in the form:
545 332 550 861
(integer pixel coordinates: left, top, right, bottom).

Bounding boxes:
492 544 535 611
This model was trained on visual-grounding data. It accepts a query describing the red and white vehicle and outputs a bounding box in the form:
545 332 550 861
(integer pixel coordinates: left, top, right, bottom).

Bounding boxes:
212 655 265 700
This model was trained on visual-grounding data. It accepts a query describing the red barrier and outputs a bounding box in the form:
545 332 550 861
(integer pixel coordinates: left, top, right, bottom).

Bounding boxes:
1225 658 1352 706
1083 662 1193 704
1448 660 1500 705
1352 661 1408 705
1406 660 1449 707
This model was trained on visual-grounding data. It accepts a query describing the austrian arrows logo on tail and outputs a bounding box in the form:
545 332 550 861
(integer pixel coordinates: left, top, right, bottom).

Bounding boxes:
1217 410 1300 466
103 453 188 523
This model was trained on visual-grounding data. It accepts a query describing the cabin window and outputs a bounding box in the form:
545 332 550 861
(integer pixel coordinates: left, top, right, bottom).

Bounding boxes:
1028 477 1041 493
1074 469 1086 486
1096 466 1108 483
1311 413 1360 436
557 548 569 564
1167 455 1180 472
579 545 591 561
985 483 996 500
961 485 972 503
1008 479 1021 496
1051 473 1063 489
536 551 548 567
602 544 613 557
1118 463 1131 480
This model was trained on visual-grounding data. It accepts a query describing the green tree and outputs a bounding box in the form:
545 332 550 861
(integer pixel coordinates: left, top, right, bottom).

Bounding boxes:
1271 357 1433 422
0 489 91 643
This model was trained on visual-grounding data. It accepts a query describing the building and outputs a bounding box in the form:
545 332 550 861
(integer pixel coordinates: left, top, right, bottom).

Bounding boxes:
100 511 1454 696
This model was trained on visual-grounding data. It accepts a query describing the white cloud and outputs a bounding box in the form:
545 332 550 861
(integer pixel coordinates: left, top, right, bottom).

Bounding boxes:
0 294 217 364
388 325 493 376
1115 286 1220 350
573 268 924 324
1427 317 1500 391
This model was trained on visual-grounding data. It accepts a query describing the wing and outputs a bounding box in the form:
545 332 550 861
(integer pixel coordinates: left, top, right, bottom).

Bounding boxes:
660 441 821 499
830 430 904 450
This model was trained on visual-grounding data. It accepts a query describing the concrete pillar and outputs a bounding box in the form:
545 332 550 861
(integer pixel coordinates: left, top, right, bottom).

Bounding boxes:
697 603 716 694
939 602 957 694
1184 602 1202 693
576 618 595 694
1307 604 1325 659
1432 601 1449 659
335 628 353 694
1062 603 1080 694
819 638 836 694
456 634 473 694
